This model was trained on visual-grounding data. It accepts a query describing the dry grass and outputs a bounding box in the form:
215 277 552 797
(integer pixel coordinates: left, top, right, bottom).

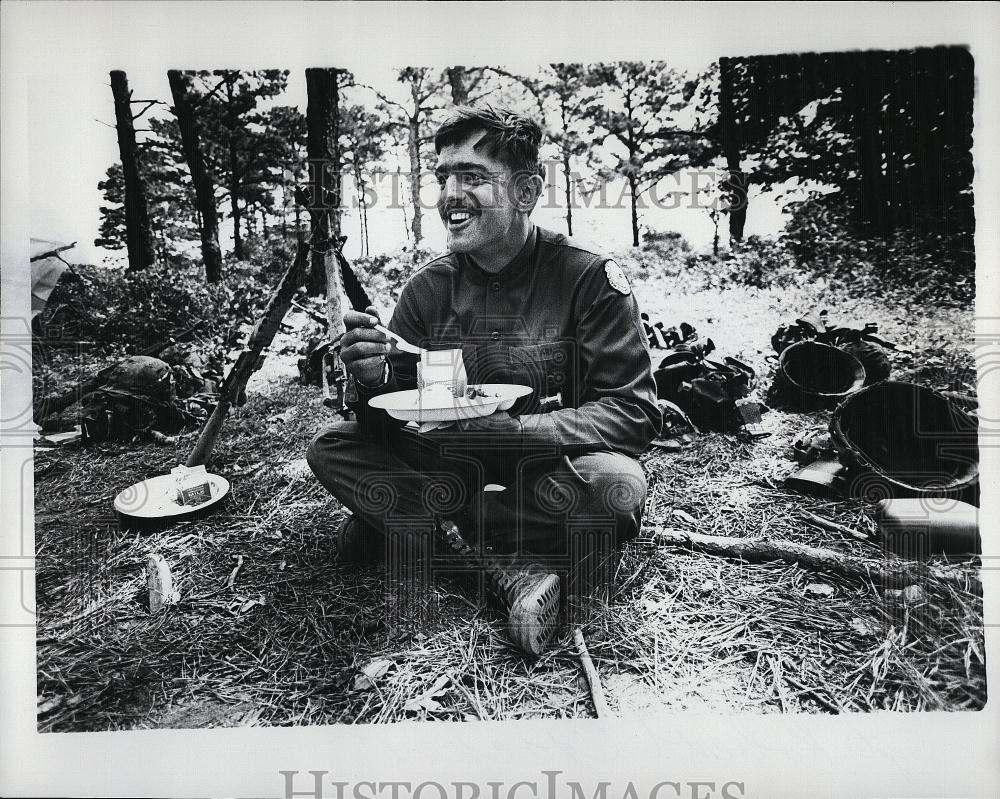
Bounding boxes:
33 261 984 730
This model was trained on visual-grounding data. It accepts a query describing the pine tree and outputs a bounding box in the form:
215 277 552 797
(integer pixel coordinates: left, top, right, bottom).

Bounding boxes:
582 61 716 247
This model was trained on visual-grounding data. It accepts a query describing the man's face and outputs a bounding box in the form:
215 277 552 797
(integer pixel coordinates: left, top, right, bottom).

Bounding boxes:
434 131 522 258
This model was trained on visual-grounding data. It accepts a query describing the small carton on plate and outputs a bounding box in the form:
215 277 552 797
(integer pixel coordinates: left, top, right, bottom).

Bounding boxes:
171 465 213 506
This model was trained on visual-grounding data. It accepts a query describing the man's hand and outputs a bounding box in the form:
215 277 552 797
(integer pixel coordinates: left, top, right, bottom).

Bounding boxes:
453 411 522 434
341 305 391 387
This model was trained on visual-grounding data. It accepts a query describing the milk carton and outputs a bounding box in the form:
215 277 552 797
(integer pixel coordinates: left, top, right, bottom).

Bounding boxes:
171 464 213 506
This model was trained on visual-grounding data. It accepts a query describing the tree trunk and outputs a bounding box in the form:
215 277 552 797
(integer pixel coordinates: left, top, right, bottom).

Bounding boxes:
447 66 468 105
330 73 343 241
356 168 369 256
628 174 640 247
305 67 341 294
850 52 893 236
560 98 574 237
623 81 640 248
224 78 244 261
168 70 223 283
281 178 288 241
718 57 748 243
110 71 156 271
408 114 423 244
561 151 574 237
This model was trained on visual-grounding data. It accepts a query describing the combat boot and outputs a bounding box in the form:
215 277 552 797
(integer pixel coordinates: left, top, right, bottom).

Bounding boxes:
438 522 560 657
335 514 383 566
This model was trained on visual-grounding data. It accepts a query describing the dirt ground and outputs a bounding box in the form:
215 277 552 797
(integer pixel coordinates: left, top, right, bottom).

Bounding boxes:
33 260 984 730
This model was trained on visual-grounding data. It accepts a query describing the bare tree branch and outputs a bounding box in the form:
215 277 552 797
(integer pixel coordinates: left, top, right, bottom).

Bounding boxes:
355 81 407 114
130 100 163 121
189 75 228 111
31 242 77 262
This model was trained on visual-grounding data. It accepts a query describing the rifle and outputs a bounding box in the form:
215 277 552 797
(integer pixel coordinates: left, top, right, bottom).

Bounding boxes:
33 321 204 422
186 242 311 467
325 241 373 414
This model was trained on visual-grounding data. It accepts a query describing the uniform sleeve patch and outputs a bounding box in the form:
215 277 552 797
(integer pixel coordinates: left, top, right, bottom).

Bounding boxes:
604 260 631 295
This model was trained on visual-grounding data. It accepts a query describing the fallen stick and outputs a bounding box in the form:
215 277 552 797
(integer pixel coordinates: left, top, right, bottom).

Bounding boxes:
801 510 868 541
574 627 610 718
226 554 244 590
642 525 975 589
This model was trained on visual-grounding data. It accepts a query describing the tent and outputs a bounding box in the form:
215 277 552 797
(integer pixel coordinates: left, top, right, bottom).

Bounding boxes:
30 238 73 318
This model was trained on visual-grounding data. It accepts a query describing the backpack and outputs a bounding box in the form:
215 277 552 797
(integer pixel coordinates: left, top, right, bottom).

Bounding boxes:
79 356 190 442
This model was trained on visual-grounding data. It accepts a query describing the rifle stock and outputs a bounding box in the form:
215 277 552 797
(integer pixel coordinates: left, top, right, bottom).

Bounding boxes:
332 244 373 311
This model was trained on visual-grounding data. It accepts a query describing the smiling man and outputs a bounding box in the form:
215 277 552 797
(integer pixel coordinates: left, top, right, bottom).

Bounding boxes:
307 106 659 657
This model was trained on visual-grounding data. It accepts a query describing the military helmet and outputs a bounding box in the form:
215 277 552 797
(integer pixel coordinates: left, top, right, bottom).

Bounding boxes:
829 381 979 499
774 341 866 408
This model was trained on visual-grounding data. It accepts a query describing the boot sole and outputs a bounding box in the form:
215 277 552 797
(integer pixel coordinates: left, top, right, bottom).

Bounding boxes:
508 573 561 657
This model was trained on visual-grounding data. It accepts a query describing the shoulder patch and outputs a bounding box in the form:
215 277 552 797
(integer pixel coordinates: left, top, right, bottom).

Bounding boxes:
604 260 631 295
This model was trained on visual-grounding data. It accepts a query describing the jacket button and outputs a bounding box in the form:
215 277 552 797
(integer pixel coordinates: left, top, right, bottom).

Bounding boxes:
490 280 500 292
490 331 501 342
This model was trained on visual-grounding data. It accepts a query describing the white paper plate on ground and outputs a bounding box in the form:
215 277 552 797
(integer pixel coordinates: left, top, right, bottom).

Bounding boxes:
114 472 231 527
369 384 532 422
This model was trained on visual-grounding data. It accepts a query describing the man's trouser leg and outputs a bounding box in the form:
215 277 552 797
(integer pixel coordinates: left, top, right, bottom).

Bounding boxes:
469 451 648 597
307 422 647 596
306 421 489 557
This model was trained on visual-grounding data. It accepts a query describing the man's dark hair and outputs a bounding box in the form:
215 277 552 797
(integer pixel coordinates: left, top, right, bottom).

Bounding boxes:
434 105 544 177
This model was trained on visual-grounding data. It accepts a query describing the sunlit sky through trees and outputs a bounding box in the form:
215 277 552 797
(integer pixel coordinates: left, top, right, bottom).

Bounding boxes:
28 58 804 267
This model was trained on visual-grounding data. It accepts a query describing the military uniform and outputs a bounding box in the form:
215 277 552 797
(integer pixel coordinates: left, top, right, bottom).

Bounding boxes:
307 226 659 583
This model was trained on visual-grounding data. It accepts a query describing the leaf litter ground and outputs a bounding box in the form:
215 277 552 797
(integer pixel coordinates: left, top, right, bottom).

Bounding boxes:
33 255 984 729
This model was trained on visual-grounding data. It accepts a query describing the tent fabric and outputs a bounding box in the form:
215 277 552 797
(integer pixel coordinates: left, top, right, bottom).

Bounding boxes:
30 238 71 319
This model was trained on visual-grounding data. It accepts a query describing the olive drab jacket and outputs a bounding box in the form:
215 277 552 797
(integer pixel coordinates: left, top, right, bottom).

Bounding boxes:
347 226 660 458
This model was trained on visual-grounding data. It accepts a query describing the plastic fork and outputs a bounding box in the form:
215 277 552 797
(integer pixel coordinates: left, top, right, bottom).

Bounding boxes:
374 324 424 355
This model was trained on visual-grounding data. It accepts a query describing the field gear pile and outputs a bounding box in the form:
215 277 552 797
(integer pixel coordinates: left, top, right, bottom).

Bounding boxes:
158 342 220 397
769 310 897 408
829 381 979 501
78 356 192 443
642 316 706 352
650 323 767 436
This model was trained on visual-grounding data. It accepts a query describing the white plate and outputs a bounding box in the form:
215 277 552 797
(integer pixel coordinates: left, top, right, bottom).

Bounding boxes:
369 384 532 422
114 473 231 520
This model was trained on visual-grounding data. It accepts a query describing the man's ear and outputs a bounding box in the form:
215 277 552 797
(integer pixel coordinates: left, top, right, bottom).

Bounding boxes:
513 173 545 213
